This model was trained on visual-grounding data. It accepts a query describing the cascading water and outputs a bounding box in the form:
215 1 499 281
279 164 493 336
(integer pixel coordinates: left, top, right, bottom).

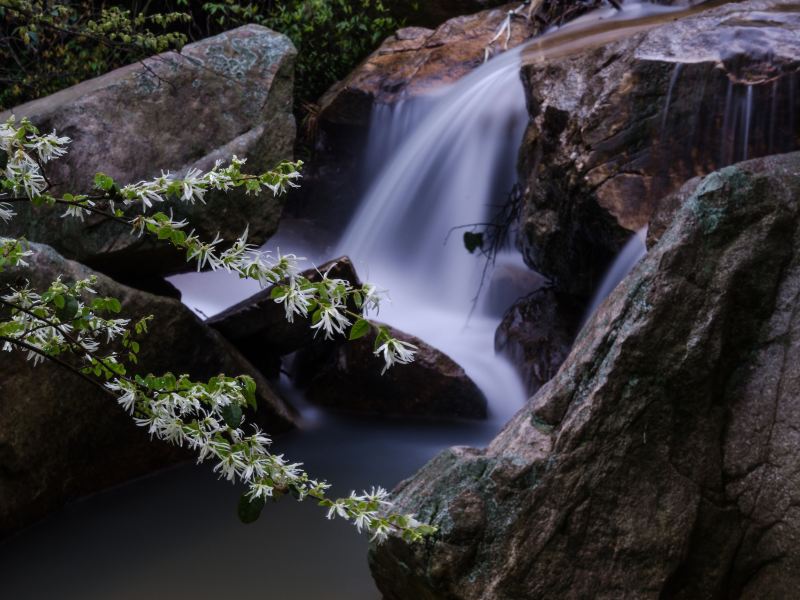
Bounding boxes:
583 228 648 325
334 43 534 423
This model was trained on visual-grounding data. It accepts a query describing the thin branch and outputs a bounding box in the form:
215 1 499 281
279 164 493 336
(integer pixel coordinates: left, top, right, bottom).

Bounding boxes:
0 335 115 396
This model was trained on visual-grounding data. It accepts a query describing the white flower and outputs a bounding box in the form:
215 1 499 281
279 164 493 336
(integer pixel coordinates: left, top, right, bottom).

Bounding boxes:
0 202 15 223
247 480 274 500
6 154 46 198
121 182 163 209
326 500 349 520
187 232 223 271
354 511 375 534
310 305 351 339
370 522 391 544
374 337 418 374
362 283 386 313
61 201 94 221
116 387 137 414
24 131 70 162
99 318 129 342
273 250 302 281
181 168 207 203
0 121 15 152
205 162 235 191
219 227 254 270
273 279 315 322
363 486 392 506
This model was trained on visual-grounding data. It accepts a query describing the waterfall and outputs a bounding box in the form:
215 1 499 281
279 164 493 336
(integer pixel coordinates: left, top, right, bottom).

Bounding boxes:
334 44 534 422
583 229 648 325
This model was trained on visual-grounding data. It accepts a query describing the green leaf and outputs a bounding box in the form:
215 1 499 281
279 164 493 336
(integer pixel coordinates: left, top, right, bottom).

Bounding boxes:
374 326 391 351
463 231 484 254
349 318 370 341
237 493 266 524
239 375 258 410
93 172 115 191
55 295 79 322
220 403 243 428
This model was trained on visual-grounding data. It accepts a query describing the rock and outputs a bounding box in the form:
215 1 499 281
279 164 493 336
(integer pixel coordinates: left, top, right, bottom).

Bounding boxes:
304 322 487 420
495 287 582 395
517 0 800 298
207 256 361 377
370 152 800 598
318 3 538 127
1 25 296 281
0 243 296 537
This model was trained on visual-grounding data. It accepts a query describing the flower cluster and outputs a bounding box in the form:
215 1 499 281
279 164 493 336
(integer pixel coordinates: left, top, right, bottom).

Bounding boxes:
0 115 433 542
0 278 433 541
1 115 419 375
1 116 70 199
116 156 302 211
0 276 132 368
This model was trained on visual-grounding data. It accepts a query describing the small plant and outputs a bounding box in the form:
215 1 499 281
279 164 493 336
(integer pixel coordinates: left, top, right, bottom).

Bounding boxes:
0 1 401 111
0 0 191 110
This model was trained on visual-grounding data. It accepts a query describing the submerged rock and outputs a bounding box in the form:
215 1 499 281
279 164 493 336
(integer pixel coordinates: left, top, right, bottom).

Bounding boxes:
370 152 800 598
0 243 296 537
517 0 800 297
304 322 487 420
1 25 296 281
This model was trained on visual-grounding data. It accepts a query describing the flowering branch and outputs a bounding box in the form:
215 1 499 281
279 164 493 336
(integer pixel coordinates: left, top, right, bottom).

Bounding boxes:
0 114 432 542
1 115 419 373
0 280 433 542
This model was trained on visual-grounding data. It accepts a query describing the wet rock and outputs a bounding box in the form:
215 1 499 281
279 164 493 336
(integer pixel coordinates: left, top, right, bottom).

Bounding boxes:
370 152 800 598
495 287 582 395
0 243 296 537
318 3 538 127
517 0 800 297
207 256 360 377
304 322 487 420
1 25 296 279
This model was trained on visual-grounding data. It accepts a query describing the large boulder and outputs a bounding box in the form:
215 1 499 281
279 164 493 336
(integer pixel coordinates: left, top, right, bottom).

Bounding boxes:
304 322 487 420
0 243 296 537
1 25 296 282
517 0 800 298
370 152 800 598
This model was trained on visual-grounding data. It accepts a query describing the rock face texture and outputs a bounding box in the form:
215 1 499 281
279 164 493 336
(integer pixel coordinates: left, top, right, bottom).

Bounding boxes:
1 25 296 280
518 0 800 297
0 243 296 537
304 322 487 420
495 287 582 395
370 152 800 598
318 3 537 127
